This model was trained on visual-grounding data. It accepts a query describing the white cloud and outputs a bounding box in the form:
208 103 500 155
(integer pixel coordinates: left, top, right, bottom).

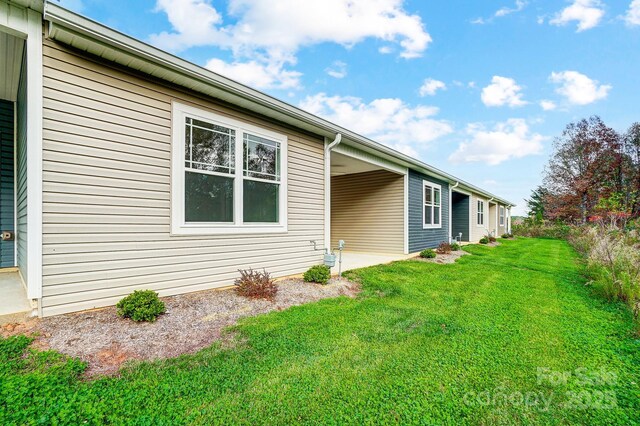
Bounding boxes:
205 58 302 89
326 61 347 79
549 70 611 105
540 100 557 111
626 0 640 25
419 78 446 96
481 76 527 107
300 93 453 156
151 0 431 58
495 0 527 17
550 0 605 32
472 1 527 24
151 0 431 89
449 119 545 165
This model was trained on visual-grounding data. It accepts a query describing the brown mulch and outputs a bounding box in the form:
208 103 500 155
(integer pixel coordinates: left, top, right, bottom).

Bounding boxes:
413 250 469 264
1 277 359 376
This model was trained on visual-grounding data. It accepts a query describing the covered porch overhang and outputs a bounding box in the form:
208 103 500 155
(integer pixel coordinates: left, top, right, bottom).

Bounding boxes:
450 189 471 243
326 143 409 273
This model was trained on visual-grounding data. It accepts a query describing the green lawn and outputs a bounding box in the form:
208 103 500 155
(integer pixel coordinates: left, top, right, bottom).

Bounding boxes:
2 238 639 425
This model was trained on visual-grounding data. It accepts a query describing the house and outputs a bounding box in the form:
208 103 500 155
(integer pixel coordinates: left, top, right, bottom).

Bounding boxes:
0 0 514 319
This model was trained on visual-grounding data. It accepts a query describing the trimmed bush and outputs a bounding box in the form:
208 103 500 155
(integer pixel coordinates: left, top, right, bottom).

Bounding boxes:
420 249 437 259
501 233 512 239
436 242 452 254
303 265 331 284
235 268 278 300
450 242 461 251
116 290 166 322
479 237 489 244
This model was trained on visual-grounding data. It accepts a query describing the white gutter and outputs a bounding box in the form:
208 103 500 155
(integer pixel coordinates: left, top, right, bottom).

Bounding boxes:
43 2 515 207
324 134 342 252
449 182 459 243
325 133 342 153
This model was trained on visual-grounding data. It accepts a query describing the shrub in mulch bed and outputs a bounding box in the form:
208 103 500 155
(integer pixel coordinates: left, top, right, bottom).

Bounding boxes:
303 265 331 284
436 242 452 254
234 268 278 300
420 249 437 259
116 290 166 322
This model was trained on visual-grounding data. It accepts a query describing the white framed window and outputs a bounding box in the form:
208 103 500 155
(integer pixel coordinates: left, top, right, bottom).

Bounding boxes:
423 180 442 229
477 200 484 226
499 206 505 226
171 102 287 235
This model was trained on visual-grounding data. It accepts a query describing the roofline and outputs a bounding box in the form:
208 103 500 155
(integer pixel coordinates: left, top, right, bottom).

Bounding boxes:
42 2 516 206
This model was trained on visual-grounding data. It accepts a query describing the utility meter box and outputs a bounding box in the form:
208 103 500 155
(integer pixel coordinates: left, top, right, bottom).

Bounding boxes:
324 253 336 267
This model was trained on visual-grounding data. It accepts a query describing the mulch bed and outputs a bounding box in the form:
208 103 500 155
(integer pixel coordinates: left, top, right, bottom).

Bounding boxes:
2 277 359 376
413 250 469 264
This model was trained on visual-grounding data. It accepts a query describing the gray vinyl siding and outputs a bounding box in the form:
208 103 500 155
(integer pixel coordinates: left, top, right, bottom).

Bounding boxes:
41 40 326 316
0 100 14 267
408 169 449 252
16 52 27 281
451 192 469 242
331 170 404 254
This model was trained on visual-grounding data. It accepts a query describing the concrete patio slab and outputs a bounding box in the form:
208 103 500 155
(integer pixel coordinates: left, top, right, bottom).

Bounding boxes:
0 270 32 324
330 251 414 275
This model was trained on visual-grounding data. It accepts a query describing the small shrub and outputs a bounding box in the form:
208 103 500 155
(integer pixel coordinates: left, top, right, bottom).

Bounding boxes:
420 249 437 258
303 265 331 284
487 235 497 243
436 242 452 254
479 237 489 244
234 268 278 300
501 233 513 239
450 242 461 251
116 290 166 322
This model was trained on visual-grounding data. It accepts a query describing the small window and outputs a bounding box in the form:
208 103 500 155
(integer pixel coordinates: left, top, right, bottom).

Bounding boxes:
477 200 484 225
172 103 287 235
499 206 505 226
423 181 442 228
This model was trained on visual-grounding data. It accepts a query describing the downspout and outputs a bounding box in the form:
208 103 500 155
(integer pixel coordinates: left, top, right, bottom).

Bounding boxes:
324 134 342 253
487 197 495 236
449 182 459 242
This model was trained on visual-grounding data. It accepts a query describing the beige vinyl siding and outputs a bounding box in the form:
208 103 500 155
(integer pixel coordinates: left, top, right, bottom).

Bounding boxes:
41 40 325 316
470 193 490 242
497 204 507 236
488 204 498 237
16 50 27 284
331 170 404 253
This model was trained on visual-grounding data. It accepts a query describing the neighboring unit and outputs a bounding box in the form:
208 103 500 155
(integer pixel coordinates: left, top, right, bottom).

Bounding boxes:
0 0 514 318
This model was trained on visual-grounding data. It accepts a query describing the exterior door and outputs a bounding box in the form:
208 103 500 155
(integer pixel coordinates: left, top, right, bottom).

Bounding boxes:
0 100 15 268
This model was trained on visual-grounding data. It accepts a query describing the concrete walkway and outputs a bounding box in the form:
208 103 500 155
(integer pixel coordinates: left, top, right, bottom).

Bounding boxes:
0 270 32 324
330 251 414 275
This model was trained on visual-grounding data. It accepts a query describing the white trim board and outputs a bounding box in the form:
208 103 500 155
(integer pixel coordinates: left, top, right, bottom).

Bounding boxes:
1 1 44 300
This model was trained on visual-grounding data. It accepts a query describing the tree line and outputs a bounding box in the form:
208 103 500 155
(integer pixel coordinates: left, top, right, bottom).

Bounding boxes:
527 116 640 223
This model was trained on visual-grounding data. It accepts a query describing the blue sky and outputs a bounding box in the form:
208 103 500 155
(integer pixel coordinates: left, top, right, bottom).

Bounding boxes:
58 0 640 214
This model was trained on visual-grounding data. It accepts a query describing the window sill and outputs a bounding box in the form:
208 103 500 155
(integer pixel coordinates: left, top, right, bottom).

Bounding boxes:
171 224 288 236
422 225 442 230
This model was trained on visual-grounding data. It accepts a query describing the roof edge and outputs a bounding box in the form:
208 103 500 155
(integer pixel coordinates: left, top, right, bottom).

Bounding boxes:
43 2 516 206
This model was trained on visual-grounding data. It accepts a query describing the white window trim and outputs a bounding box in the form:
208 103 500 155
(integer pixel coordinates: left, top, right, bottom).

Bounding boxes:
477 199 485 227
422 180 442 229
171 102 288 235
499 206 505 226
